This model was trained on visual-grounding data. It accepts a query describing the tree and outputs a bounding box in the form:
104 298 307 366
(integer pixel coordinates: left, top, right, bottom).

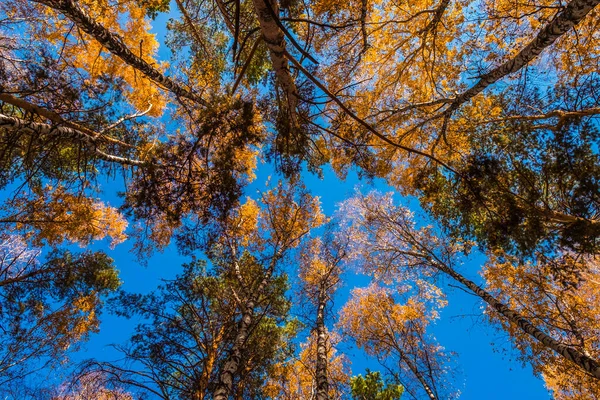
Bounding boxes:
337 191 600 380
0 235 121 390
295 227 348 399
350 370 403 400
483 253 600 398
338 283 452 400
415 91 600 256
53 372 134 400
1 0 263 258
264 331 349 400
82 181 325 399
89 258 292 399
209 180 326 399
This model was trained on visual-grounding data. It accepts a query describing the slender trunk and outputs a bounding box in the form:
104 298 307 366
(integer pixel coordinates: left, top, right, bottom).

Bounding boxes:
0 93 97 138
251 0 298 115
398 353 437 400
423 0 450 34
213 266 274 399
0 93 138 149
451 0 600 111
195 331 222 400
539 208 600 227
315 290 329 400
31 0 208 107
213 300 255 400
430 258 600 379
0 266 61 288
214 0 236 34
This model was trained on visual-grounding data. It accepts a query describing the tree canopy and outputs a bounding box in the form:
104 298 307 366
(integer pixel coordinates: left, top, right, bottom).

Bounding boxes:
1 0 600 398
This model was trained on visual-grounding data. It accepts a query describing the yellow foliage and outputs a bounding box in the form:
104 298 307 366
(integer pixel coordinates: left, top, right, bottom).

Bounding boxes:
12 186 127 247
338 283 444 356
17 0 167 116
265 331 349 399
56 372 134 400
234 147 260 182
258 183 326 248
234 197 261 247
45 292 101 351
483 253 600 397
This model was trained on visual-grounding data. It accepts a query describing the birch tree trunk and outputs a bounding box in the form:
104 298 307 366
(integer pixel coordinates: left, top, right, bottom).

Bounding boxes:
450 0 600 111
212 266 274 399
398 353 438 400
0 113 147 167
251 0 298 115
31 0 208 107
429 257 600 379
212 301 256 400
315 290 329 400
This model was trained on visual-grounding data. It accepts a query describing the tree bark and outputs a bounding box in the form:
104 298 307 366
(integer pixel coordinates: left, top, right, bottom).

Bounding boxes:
0 113 147 166
428 256 600 379
0 93 136 149
251 0 298 115
212 264 275 399
315 290 329 400
450 0 600 111
212 301 255 400
398 352 437 400
31 0 208 107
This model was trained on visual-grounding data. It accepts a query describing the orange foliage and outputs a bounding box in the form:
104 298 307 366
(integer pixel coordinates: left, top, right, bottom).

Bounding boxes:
484 254 600 398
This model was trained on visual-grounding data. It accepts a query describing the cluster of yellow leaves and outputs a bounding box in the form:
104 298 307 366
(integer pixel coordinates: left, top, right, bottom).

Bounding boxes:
46 292 101 351
222 181 326 249
234 147 260 182
70 293 100 337
210 182 327 293
226 197 261 247
264 331 349 400
12 185 127 248
298 237 332 289
302 256 329 288
56 372 133 400
338 283 441 356
9 0 167 116
483 253 600 398
259 183 327 247
476 0 559 61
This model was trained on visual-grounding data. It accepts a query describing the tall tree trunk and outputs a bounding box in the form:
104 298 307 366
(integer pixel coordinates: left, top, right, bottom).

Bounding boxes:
315 289 329 400
398 352 438 400
450 0 600 111
213 301 256 400
428 256 600 379
251 0 298 117
212 266 274 399
31 0 208 107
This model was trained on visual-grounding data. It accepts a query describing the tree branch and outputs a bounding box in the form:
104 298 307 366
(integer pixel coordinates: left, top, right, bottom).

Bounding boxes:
0 113 149 167
284 49 457 172
31 0 208 107
449 0 600 112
